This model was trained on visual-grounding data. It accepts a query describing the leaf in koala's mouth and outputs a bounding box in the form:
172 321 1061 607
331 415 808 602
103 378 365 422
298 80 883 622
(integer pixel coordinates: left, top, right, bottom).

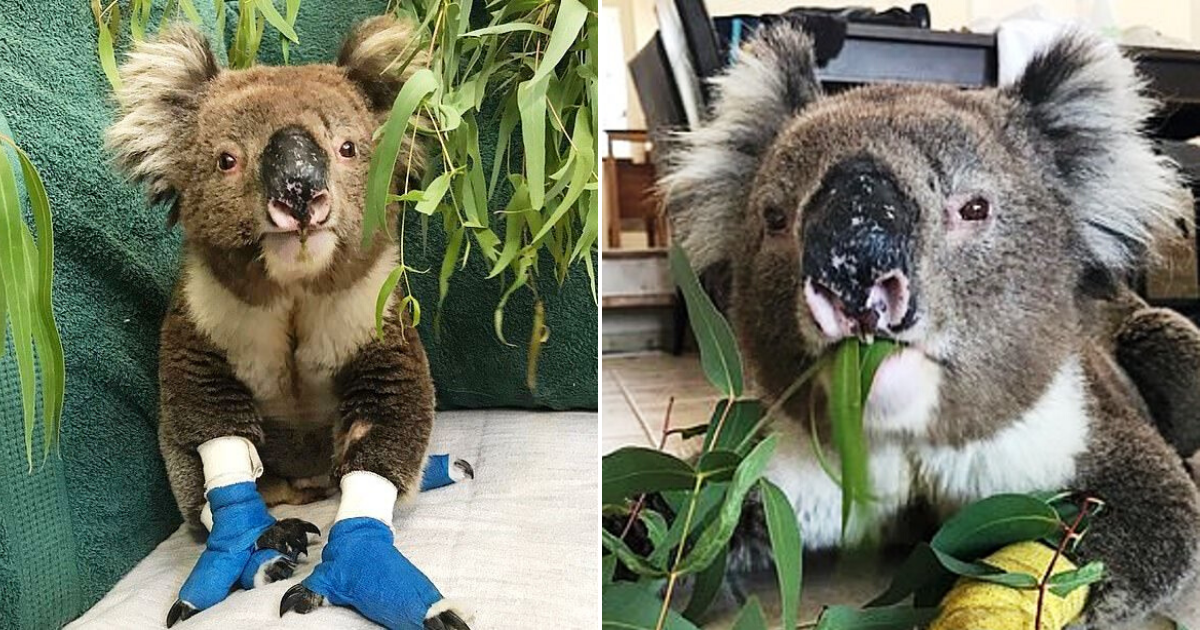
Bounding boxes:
824 337 902 542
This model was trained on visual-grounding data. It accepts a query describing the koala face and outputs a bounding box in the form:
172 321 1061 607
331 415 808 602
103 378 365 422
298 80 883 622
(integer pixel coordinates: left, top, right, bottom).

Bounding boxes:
664 25 1189 444
108 17 423 285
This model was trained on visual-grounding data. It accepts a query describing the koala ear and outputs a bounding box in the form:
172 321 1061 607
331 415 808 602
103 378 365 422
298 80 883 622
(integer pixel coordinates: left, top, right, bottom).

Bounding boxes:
106 25 219 205
1009 32 1190 272
660 21 821 273
337 15 427 112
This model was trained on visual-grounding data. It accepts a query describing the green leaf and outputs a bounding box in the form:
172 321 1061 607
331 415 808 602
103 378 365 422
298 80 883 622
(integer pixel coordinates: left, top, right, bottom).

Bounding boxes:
703 399 762 455
363 68 438 246
602 582 701 630
677 435 777 573
668 244 743 397
930 547 1038 588
817 605 940 630
866 543 947 607
178 0 203 25
760 479 802 630
649 484 726 568
683 546 726 621
97 13 122 91
639 509 669 550
462 22 552 37
487 190 528 278
931 494 1061 560
398 294 420 328
374 265 406 339
695 449 741 484
532 0 588 84
859 339 900 397
602 447 696 506
257 0 299 43
1047 560 1105 597
529 105 595 246
0 135 39 467
729 597 768 630
830 340 869 536
413 171 454 216
517 75 548 210
601 529 668 578
434 224 464 332
602 553 617 584
6 137 64 457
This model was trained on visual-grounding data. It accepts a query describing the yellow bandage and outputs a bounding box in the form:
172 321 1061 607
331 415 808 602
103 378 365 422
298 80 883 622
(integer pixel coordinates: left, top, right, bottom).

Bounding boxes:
930 541 1089 630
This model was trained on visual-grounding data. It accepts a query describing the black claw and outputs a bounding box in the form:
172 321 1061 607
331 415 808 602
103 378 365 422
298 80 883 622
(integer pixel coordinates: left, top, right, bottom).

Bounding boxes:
279 583 323 617
257 518 319 560
453 459 475 480
425 610 470 630
165 600 197 628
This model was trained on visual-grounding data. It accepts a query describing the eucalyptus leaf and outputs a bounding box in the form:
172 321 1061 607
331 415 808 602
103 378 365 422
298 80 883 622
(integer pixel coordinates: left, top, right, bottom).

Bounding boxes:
930 547 1038 588
1047 560 1105 597
677 436 777 574
729 596 767 630
830 340 869 535
603 447 696 506
760 479 802 630
601 529 668 578
669 244 743 398
817 605 940 630
931 493 1061 560
682 546 726 621
602 583 701 630
703 399 763 455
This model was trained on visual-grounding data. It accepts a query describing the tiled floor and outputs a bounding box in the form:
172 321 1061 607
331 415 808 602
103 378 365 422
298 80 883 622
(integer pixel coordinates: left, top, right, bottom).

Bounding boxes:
602 352 1198 629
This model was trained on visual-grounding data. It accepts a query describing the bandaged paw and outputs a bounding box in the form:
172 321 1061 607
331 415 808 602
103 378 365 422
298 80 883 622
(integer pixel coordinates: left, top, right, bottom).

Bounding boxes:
292 517 468 630
930 541 1090 630
419 454 473 492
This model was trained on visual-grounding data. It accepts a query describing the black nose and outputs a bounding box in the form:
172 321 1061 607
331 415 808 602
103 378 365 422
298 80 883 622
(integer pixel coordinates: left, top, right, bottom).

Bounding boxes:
261 126 328 228
801 156 917 337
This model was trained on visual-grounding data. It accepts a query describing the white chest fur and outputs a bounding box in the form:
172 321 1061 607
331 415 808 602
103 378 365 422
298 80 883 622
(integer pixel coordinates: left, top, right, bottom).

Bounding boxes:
182 248 398 424
767 356 1093 548
912 356 1091 508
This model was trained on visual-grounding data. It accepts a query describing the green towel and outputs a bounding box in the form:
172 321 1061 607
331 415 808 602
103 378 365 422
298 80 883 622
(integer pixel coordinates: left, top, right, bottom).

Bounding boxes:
0 1 596 627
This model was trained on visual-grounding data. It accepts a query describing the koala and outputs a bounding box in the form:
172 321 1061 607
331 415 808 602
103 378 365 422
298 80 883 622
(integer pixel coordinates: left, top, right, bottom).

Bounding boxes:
107 17 470 630
663 22 1200 627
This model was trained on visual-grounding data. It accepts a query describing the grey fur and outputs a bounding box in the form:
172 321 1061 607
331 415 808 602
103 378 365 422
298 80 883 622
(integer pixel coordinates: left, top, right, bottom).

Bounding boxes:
667 24 1200 627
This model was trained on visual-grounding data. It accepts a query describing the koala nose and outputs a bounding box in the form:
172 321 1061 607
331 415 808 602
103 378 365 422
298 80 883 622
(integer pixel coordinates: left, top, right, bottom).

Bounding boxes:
801 155 917 339
261 126 330 231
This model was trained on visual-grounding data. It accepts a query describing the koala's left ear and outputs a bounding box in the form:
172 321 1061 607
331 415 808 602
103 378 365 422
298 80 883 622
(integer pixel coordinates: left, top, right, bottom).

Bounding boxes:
1008 32 1190 272
337 15 427 112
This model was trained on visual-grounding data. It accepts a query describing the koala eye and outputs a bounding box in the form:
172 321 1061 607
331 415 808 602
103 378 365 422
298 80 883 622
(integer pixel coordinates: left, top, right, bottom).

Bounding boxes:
217 153 238 172
763 206 788 233
339 141 357 158
958 197 990 221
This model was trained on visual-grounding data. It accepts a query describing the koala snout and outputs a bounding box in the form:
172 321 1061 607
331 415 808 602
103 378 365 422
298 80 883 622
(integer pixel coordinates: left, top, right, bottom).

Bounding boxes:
801 156 917 339
261 126 330 231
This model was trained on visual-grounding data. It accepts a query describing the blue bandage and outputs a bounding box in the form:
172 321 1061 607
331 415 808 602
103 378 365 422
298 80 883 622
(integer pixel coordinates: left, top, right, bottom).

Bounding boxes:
420 454 458 491
302 517 445 630
177 482 276 610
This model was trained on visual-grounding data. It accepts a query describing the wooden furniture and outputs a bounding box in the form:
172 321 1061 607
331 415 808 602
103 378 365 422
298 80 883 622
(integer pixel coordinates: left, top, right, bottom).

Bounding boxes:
603 130 668 249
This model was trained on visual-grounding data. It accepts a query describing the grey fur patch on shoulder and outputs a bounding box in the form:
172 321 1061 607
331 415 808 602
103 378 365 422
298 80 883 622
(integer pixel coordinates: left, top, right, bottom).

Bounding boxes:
104 24 218 201
1009 30 1191 272
659 21 820 272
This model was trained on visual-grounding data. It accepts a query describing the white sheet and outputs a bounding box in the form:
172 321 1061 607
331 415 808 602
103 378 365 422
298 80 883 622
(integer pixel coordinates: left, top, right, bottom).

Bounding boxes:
69 410 599 630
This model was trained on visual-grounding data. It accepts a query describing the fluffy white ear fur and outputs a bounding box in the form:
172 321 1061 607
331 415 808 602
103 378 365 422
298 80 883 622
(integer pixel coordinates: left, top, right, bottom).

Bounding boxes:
659 21 821 272
1010 32 1191 271
105 25 219 203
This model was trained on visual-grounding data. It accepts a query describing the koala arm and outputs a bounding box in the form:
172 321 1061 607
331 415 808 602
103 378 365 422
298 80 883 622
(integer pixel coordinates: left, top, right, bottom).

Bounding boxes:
331 307 435 502
1115 304 1200 459
159 294 265 525
1070 355 1200 627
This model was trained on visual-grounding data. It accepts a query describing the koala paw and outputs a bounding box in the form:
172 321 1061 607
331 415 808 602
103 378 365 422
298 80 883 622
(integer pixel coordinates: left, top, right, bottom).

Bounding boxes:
279 583 325 616
425 609 472 630
256 518 320 559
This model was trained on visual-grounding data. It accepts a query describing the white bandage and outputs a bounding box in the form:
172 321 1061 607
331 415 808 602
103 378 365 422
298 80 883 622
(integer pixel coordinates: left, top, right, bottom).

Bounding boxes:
334 471 398 526
197 436 263 491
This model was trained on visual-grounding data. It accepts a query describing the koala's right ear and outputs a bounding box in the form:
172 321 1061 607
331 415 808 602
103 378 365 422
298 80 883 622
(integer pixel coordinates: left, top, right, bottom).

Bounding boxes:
106 25 219 205
660 21 821 273
337 15 427 113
